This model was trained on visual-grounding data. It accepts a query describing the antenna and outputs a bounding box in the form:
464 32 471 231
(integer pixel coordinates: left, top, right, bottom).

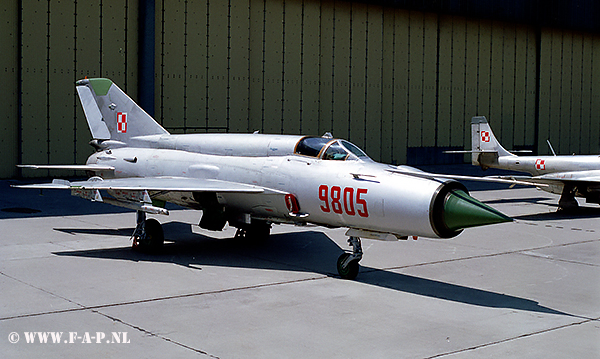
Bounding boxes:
546 139 557 156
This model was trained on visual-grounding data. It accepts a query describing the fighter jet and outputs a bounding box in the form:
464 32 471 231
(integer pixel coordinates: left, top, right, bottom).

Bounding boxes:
15 78 511 279
470 116 600 210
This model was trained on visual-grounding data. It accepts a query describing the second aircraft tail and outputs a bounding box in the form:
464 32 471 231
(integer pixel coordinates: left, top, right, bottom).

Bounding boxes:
471 116 514 168
76 78 169 143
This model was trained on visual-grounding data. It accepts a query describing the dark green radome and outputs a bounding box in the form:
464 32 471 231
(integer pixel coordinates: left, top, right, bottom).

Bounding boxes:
443 190 512 232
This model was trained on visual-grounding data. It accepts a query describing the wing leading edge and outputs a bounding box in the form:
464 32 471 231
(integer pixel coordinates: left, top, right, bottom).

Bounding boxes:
386 168 550 188
14 176 266 193
14 177 270 216
17 164 115 171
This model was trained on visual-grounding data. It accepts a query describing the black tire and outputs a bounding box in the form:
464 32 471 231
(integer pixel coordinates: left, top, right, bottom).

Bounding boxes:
136 218 164 252
245 220 271 241
337 253 359 280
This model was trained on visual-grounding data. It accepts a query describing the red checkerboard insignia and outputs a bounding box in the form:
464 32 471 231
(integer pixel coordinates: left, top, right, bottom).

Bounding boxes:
535 159 545 170
481 131 490 143
117 112 127 133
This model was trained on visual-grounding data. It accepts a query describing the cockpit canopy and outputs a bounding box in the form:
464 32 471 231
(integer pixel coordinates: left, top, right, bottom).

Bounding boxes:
294 136 370 161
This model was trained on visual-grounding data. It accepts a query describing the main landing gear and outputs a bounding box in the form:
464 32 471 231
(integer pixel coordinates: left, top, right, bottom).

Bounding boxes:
337 236 363 280
233 219 272 241
129 211 364 280
132 210 164 252
558 185 579 211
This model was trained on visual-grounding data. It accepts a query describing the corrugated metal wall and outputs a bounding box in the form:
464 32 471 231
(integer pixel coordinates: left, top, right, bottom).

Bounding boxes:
1 1 19 178
152 1 547 164
2 0 600 178
2 0 138 178
538 29 600 155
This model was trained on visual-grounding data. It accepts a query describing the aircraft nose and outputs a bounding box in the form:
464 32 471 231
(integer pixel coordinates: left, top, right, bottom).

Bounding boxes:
442 190 512 232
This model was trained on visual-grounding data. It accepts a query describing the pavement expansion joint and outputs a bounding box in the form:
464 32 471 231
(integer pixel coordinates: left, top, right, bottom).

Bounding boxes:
0 275 328 322
93 310 221 358
425 317 597 359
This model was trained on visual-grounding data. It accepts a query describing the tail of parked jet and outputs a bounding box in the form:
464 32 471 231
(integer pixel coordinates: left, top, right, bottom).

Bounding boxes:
76 78 169 143
470 116 515 169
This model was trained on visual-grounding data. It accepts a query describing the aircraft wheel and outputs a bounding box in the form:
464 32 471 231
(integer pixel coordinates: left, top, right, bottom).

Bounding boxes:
135 218 164 252
245 220 271 241
337 253 359 280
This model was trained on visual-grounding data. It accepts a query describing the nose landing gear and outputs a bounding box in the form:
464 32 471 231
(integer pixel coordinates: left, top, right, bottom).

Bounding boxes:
337 236 362 280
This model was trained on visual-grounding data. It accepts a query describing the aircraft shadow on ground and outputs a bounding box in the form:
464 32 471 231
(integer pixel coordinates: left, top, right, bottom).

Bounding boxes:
481 197 555 206
514 206 600 221
53 221 571 317
54 227 133 237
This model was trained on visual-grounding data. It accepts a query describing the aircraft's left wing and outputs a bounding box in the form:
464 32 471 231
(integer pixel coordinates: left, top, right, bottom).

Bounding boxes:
15 176 266 193
469 170 600 188
18 164 115 171
15 176 270 215
533 170 600 183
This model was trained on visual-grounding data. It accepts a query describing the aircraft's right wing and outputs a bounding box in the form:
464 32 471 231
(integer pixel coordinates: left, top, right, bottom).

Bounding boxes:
386 168 549 188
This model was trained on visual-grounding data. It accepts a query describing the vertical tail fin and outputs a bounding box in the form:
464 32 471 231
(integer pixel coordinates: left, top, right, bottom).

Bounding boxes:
471 116 514 167
76 78 168 143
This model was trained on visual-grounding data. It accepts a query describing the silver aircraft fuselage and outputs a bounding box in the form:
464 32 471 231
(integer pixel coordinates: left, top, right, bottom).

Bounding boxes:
496 155 600 176
471 115 600 206
87 133 462 239
16 79 512 279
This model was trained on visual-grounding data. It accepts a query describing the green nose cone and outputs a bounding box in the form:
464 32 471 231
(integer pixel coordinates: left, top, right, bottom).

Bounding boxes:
443 190 512 231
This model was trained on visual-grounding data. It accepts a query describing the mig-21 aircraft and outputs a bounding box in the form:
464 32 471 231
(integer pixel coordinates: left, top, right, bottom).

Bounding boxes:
468 116 600 210
16 79 511 279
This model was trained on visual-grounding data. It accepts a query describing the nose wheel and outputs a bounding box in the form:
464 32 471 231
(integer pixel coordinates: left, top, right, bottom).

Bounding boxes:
337 236 362 280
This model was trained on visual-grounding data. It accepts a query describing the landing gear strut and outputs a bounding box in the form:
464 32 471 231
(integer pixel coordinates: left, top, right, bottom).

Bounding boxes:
132 210 164 252
558 185 579 211
337 236 362 280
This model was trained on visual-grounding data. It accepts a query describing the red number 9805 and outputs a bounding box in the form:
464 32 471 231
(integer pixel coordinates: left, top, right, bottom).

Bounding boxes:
318 185 368 217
